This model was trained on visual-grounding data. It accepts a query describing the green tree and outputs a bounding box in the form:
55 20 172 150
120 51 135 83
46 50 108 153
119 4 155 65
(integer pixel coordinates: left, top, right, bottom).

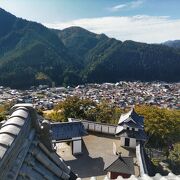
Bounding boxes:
54 96 96 121
0 101 15 121
135 105 180 147
47 96 121 123
35 72 52 85
95 101 121 124
168 143 180 174
45 110 63 122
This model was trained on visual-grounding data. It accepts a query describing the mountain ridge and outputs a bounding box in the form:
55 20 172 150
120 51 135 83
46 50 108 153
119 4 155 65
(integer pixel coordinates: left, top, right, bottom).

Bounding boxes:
163 40 180 49
56 27 180 83
0 8 82 88
0 8 180 88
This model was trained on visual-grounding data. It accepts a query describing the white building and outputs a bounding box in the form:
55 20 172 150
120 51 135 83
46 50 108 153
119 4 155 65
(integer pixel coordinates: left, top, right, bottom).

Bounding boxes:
115 108 147 148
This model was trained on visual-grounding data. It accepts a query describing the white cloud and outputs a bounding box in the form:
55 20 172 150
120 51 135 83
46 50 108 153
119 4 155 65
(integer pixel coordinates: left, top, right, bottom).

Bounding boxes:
44 15 180 43
110 4 128 11
109 0 144 12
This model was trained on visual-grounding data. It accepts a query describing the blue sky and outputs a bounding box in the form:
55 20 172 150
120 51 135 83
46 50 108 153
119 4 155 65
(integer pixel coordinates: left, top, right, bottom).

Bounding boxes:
0 0 180 43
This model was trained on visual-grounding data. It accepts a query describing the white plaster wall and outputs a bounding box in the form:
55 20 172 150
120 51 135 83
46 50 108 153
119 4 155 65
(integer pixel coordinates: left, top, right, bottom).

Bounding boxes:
73 140 82 154
89 123 95 131
95 124 101 132
123 124 127 129
120 137 125 146
82 122 88 129
101 125 109 133
109 127 116 134
130 138 136 148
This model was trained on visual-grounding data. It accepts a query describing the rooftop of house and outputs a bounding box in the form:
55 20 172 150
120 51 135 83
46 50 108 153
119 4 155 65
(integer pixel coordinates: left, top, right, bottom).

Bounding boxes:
104 156 135 175
118 108 144 128
51 121 88 141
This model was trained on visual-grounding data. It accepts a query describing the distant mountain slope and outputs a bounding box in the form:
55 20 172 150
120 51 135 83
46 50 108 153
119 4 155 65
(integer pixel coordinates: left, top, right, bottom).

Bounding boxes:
55 27 110 65
164 40 180 49
0 8 81 88
57 27 180 83
0 8 180 88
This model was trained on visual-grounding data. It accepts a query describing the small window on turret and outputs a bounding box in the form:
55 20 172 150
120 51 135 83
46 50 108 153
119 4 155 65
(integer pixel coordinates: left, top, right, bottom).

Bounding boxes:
132 128 135 131
127 127 129 130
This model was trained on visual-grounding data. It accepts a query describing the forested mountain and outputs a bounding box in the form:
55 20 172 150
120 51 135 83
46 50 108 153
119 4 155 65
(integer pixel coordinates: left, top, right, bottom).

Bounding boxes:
55 27 109 61
164 40 180 49
57 27 180 83
0 8 180 88
0 8 81 88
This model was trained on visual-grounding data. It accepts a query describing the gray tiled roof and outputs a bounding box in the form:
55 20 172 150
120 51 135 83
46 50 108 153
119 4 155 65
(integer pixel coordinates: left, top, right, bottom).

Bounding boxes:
0 104 77 180
118 108 144 128
51 121 88 141
104 156 135 175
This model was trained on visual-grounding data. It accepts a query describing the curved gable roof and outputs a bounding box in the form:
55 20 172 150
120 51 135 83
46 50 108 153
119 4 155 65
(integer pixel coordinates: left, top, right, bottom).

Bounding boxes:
0 104 77 180
118 108 144 128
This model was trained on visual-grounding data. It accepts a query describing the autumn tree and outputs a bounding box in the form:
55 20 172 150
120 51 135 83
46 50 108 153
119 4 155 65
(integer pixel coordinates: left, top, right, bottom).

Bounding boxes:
47 96 121 123
135 105 180 147
53 96 96 121
168 143 180 174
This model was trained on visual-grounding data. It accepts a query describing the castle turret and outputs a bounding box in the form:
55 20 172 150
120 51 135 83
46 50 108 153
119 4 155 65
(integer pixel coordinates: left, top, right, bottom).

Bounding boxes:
115 108 147 148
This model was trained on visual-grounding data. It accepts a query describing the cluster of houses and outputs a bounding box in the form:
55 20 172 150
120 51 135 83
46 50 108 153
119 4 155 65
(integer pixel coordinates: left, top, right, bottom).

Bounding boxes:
0 81 179 110
70 82 180 109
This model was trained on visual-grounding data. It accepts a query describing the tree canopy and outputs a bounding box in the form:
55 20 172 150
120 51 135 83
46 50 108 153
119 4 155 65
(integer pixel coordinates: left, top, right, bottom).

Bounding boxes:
45 96 121 124
45 96 180 148
135 105 180 147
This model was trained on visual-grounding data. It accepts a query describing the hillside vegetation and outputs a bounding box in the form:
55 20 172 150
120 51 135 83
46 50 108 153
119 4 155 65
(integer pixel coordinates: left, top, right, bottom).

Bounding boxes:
0 8 180 88
0 8 81 88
